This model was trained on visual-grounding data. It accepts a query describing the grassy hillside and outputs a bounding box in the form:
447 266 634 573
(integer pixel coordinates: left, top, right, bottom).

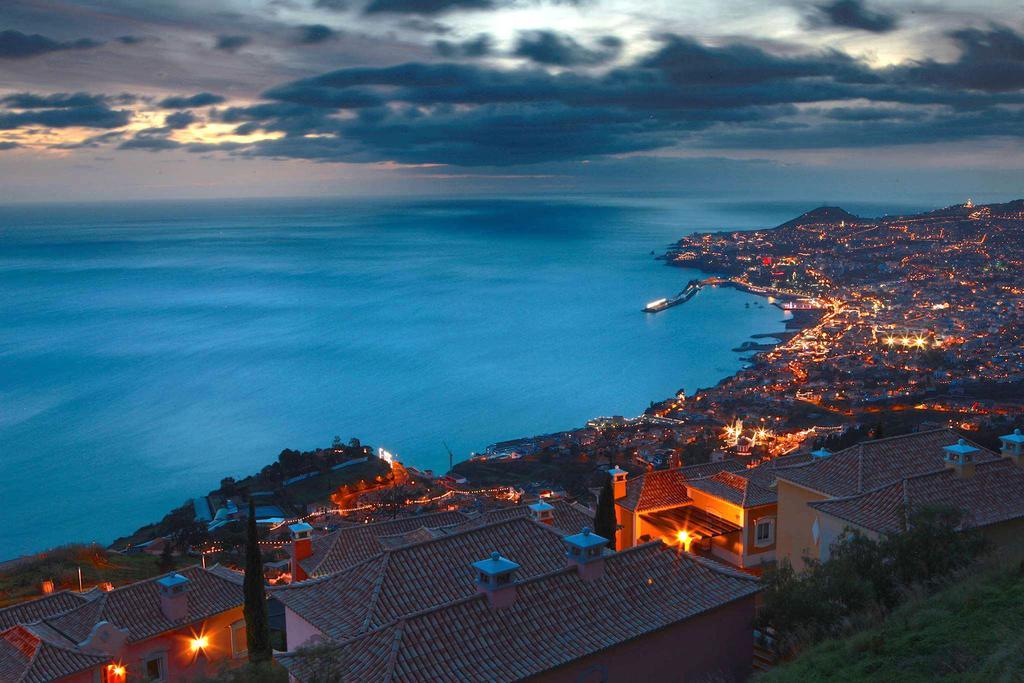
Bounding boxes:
758 561 1024 682
0 544 181 608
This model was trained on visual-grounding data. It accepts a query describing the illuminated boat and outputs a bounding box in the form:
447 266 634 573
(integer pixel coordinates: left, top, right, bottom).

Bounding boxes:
644 298 669 312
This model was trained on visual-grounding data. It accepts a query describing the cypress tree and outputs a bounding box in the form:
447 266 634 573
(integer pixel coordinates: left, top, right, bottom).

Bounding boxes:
244 499 272 664
593 476 617 549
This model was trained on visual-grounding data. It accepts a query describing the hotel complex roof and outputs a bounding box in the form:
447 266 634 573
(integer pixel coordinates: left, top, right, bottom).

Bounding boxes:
686 470 776 509
618 461 743 513
274 516 571 642
42 565 243 643
300 500 593 577
0 565 243 683
0 624 110 683
774 428 998 497
277 543 759 683
0 592 93 632
808 458 1024 534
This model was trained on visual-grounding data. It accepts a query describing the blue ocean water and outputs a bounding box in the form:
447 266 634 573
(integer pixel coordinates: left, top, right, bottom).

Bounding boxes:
0 196 917 557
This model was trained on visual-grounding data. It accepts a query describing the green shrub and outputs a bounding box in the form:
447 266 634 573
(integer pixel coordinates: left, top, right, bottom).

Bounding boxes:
757 505 985 654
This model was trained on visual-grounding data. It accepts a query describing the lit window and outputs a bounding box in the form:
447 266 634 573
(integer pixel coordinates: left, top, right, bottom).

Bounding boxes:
754 517 775 547
230 620 248 659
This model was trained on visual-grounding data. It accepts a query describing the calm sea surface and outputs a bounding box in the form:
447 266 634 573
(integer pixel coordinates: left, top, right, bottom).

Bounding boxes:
0 196 926 557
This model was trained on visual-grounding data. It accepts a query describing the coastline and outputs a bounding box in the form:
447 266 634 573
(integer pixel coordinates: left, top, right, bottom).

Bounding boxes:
466 262 822 466
0 212 807 562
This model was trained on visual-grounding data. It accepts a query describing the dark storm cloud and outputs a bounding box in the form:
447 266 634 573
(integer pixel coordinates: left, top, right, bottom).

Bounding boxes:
513 31 621 66
0 105 131 130
363 0 588 14
822 106 925 121
159 93 227 109
297 24 337 44
256 84 385 108
0 91 132 130
0 92 111 109
163 111 197 129
116 35 146 45
0 29 102 59
639 34 874 86
364 0 494 15
704 106 1024 149
0 141 20 150
56 26 1023 167
215 34 252 51
891 25 1024 92
434 34 492 58
313 0 350 10
809 0 898 33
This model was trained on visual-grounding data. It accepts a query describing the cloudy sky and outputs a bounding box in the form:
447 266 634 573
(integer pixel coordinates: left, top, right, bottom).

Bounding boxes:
1 0 1023 201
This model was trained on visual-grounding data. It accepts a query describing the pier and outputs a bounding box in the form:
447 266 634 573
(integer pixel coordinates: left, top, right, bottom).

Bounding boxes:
644 276 826 314
643 279 703 312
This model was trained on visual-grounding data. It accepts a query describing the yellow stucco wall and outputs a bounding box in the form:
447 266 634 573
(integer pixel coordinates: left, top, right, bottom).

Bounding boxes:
776 479 829 571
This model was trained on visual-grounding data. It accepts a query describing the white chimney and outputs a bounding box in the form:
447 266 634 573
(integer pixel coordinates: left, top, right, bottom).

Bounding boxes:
564 527 608 582
999 429 1024 466
528 501 554 525
943 439 978 479
471 552 520 609
156 573 190 621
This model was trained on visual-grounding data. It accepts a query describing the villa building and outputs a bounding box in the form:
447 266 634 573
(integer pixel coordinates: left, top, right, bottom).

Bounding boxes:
773 428 1006 569
783 428 1024 566
288 499 593 580
609 426 1024 575
611 456 810 573
275 514 761 682
0 565 245 682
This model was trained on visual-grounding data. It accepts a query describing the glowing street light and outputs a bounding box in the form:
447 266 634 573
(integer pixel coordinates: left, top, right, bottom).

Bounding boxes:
189 635 209 653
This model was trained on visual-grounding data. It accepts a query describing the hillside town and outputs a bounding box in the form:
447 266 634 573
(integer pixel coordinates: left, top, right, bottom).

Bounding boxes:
2 200 1024 681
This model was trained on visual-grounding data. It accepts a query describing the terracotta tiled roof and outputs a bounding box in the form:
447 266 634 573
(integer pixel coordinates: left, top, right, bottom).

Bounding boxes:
743 452 814 489
0 565 243 682
686 470 776 508
617 469 690 512
474 499 595 534
809 458 1024 534
618 461 747 512
775 429 998 497
277 543 760 683
0 624 109 683
300 510 469 576
3 565 243 648
0 592 93 631
274 516 572 642
301 501 593 576
680 460 747 479
376 527 438 548
82 565 243 642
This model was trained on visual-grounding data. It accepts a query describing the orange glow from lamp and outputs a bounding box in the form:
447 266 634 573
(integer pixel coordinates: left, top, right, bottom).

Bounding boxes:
676 530 694 552
189 634 209 654
106 663 127 682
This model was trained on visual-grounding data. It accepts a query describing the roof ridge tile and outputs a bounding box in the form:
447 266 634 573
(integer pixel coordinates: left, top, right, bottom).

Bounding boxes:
361 553 392 633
